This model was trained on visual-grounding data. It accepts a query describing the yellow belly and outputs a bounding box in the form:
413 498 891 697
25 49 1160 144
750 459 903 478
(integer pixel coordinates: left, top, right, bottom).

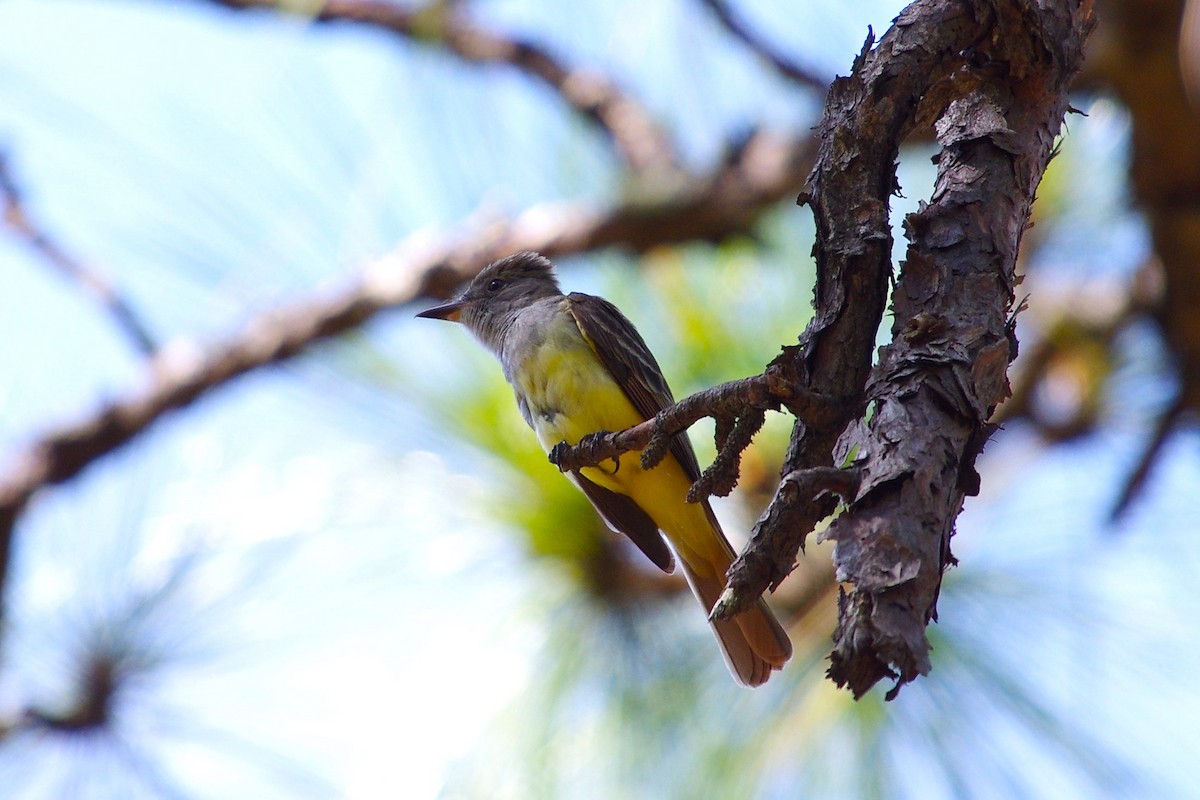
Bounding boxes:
513 332 726 574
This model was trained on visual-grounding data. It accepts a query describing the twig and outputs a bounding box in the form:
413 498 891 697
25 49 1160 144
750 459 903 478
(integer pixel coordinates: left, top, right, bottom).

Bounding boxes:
0 153 157 356
709 465 858 615
699 0 830 92
1110 392 1186 521
208 0 679 174
547 371 840 477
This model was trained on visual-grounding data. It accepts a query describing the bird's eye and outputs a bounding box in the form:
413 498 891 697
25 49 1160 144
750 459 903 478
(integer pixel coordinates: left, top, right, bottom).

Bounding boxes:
486 279 505 292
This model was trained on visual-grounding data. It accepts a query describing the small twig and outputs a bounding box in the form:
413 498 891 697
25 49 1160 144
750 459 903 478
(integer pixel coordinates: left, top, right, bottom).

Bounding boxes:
0 153 157 356
1110 392 1187 521
688 408 764 501
547 372 840 476
209 0 679 174
711 466 859 620
698 0 830 93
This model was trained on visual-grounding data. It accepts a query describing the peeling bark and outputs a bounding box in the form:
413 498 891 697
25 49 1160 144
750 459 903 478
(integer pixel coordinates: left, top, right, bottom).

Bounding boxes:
820 1 1095 697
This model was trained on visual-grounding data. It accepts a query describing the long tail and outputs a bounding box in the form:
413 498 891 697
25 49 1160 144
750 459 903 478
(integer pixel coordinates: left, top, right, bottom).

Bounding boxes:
677 548 792 687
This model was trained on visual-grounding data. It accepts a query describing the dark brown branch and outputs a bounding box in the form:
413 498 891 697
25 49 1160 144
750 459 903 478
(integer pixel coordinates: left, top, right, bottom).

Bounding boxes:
0 152 157 356
719 4 988 621
824 0 1093 699
699 0 831 92
711 466 859 618
704 0 1092 700
207 0 679 174
547 370 841 479
688 408 765 501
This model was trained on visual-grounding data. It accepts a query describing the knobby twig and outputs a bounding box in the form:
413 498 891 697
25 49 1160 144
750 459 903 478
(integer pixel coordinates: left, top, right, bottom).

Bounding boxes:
0 153 157 356
1110 392 1187 521
208 0 679 174
548 367 843 495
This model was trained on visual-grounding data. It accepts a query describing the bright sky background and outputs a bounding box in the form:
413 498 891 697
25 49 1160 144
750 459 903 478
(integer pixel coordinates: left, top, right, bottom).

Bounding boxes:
1 1 1198 798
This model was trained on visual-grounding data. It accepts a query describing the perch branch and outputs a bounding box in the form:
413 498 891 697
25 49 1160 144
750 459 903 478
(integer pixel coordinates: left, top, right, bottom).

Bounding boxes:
547 369 841 491
824 0 1093 698
717 2 987 621
702 0 1092 700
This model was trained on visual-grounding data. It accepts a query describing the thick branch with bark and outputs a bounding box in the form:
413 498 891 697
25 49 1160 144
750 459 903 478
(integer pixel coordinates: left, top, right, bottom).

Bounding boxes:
553 0 1093 698
793 0 1092 698
719 0 991 620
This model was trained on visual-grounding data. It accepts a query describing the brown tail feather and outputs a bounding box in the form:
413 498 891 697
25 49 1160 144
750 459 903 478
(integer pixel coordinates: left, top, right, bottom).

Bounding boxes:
677 557 792 687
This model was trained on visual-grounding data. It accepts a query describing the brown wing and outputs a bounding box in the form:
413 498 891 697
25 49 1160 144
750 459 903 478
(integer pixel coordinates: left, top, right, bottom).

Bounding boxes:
571 471 674 571
565 292 704 483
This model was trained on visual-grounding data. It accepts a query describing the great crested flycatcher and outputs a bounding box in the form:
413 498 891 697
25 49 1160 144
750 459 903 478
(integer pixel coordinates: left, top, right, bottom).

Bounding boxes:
418 251 791 686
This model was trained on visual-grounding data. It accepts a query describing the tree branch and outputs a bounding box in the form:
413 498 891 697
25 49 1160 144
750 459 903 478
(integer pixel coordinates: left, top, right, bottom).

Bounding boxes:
717 1 989 622
698 0 831 92
547 367 842 493
0 152 157 356
667 0 1095 700
822 0 1093 698
0 129 818 623
206 0 680 174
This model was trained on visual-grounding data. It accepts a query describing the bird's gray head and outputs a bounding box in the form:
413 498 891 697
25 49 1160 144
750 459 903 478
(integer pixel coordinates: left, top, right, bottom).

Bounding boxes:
416 251 563 352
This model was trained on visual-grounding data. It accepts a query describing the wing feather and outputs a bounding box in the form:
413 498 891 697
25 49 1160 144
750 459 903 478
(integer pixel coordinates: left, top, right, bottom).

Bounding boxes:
571 470 674 572
565 293 704 483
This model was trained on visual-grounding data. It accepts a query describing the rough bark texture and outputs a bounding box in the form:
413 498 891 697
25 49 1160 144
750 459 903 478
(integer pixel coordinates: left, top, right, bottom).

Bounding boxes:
718 1 989 620
531 0 1093 697
819 0 1094 697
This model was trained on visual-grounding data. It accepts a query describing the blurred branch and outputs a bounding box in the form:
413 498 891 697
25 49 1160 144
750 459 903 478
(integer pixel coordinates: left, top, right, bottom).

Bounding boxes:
996 264 1161 441
0 152 157 356
992 262 1181 520
1085 0 1200 418
206 0 680 174
698 0 831 92
0 648 120 744
0 128 817 621
23 651 120 734
1110 392 1187 520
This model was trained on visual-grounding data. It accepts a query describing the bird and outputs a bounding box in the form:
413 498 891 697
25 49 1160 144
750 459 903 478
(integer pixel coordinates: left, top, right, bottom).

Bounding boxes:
417 251 791 686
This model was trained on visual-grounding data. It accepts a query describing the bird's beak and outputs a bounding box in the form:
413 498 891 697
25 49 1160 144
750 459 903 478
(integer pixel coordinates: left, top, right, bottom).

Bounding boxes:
416 299 465 322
